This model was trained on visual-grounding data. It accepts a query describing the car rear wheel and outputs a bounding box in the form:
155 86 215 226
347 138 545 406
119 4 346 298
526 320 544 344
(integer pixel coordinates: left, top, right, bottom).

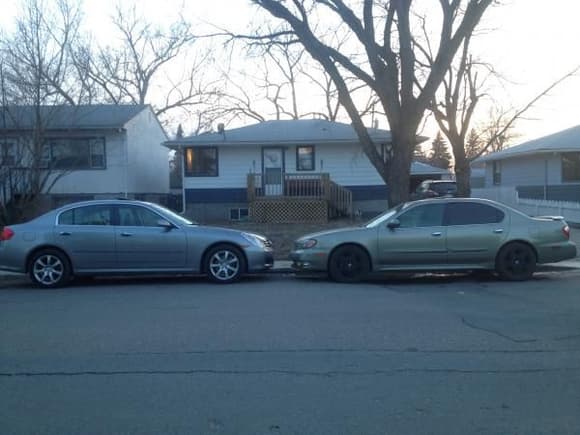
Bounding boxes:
328 245 370 283
29 249 71 288
204 244 246 284
495 242 536 281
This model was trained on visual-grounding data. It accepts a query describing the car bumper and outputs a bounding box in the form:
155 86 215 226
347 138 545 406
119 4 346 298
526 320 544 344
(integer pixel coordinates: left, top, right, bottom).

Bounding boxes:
246 248 275 272
537 241 577 264
289 249 328 272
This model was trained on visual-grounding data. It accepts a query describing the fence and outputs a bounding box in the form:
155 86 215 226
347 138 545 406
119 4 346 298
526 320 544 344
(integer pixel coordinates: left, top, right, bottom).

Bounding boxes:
472 187 580 224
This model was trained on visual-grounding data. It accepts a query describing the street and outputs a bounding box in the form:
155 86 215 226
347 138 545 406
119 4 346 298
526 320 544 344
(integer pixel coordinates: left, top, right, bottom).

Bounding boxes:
1 270 580 434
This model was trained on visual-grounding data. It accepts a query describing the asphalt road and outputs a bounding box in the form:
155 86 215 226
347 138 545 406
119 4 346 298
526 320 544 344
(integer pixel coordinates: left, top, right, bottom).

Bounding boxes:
1 271 580 435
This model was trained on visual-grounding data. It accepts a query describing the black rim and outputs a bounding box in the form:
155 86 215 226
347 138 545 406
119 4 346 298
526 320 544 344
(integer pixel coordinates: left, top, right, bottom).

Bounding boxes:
335 251 364 279
503 247 534 277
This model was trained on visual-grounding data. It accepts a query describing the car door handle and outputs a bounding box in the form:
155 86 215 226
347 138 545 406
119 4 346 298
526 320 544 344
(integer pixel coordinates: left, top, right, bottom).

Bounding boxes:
431 232 442 237
59 231 71 236
120 232 133 237
493 229 504 234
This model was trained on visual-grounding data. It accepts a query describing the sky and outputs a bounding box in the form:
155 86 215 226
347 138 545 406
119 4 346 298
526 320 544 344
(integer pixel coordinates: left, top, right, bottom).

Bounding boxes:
1 0 579 145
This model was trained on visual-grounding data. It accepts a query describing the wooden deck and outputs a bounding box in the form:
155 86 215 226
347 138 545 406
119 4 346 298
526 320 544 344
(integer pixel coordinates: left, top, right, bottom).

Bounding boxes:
247 173 352 222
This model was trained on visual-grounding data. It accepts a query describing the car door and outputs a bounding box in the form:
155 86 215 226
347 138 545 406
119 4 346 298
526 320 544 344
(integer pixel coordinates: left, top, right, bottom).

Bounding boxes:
377 202 447 267
114 204 187 270
54 205 117 271
444 201 508 265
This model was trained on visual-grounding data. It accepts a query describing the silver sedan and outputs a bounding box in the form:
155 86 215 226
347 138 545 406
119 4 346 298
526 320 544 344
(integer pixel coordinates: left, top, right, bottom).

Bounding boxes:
0 200 273 288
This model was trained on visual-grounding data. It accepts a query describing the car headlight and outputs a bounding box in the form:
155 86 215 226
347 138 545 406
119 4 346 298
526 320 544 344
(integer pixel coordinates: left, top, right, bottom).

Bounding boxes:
242 232 270 248
295 238 317 249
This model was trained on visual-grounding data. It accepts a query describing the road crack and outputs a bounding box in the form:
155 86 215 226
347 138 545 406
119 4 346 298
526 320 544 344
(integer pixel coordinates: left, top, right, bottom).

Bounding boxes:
461 317 538 343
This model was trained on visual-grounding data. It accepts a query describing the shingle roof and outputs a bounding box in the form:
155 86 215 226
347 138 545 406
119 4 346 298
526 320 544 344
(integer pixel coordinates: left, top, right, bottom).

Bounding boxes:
475 124 580 163
165 119 408 146
0 105 148 131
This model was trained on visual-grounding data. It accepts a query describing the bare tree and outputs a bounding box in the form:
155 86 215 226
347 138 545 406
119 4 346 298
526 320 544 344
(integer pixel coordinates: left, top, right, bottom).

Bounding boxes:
430 28 580 196
250 0 494 206
73 5 220 128
0 0 82 224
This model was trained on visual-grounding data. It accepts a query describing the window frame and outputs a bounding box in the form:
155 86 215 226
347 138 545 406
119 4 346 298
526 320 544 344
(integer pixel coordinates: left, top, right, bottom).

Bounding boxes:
184 146 219 177
57 205 113 226
443 202 505 226
46 137 107 170
0 139 17 167
562 152 580 183
296 145 315 171
492 161 501 185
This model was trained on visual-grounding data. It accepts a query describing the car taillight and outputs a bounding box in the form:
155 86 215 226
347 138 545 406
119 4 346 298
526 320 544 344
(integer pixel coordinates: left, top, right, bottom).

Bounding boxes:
562 225 570 240
0 227 14 241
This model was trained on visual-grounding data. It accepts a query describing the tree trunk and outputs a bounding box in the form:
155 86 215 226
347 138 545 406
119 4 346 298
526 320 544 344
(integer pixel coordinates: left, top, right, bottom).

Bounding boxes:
386 129 415 207
452 143 471 197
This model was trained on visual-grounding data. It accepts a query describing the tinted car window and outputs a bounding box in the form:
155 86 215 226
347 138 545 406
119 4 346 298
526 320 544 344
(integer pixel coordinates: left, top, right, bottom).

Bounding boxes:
430 182 457 195
397 203 445 228
117 205 162 227
445 202 505 226
58 205 112 226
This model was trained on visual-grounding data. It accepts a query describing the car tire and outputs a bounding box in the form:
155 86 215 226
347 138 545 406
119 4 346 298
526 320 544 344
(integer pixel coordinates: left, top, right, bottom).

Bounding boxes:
495 242 536 281
29 249 72 289
328 245 370 283
203 244 246 284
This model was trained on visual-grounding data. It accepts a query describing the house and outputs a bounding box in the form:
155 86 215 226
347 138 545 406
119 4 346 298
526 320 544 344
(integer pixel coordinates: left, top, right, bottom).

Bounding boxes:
0 104 169 210
474 125 580 201
163 119 450 222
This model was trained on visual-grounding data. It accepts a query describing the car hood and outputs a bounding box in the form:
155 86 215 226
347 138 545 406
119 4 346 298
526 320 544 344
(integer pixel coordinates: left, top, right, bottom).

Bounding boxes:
297 226 365 240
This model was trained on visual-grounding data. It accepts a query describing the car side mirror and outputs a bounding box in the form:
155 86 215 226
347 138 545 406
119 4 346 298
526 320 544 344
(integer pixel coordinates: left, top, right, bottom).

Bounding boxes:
157 219 174 230
387 219 400 230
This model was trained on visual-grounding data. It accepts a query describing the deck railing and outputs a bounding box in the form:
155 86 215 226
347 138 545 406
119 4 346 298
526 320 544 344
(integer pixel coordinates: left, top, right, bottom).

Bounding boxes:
247 172 352 218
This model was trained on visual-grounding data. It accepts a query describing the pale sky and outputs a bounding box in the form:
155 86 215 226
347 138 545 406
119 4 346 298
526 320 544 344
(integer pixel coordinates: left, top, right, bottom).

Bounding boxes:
1 0 579 144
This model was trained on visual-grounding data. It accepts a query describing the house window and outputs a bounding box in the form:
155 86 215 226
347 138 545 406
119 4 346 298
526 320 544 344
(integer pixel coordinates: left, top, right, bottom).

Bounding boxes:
296 146 315 171
492 161 501 185
184 147 218 177
229 208 249 221
49 138 106 170
1 140 16 166
562 152 580 182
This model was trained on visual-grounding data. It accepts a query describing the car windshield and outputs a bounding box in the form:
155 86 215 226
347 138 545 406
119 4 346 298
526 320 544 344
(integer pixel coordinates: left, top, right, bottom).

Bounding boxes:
364 203 407 228
147 202 198 226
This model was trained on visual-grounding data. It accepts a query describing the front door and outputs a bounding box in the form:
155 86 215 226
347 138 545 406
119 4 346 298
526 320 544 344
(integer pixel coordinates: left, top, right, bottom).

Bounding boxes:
262 147 284 196
378 202 447 267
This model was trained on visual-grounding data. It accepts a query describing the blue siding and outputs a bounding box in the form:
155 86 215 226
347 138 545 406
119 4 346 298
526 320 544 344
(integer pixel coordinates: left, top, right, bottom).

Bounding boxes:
346 185 389 201
185 188 247 203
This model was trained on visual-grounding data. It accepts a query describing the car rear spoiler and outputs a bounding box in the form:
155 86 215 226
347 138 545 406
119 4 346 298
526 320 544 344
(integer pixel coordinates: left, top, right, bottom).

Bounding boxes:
535 215 565 221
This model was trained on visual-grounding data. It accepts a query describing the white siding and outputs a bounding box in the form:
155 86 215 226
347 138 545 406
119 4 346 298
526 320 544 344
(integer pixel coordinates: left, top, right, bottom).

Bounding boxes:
183 142 385 189
125 108 170 194
484 154 563 187
48 132 129 195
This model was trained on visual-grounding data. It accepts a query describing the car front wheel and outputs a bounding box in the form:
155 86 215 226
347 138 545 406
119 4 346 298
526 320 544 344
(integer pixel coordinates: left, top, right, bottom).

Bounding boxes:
29 249 72 288
204 244 246 284
328 245 370 283
495 242 536 281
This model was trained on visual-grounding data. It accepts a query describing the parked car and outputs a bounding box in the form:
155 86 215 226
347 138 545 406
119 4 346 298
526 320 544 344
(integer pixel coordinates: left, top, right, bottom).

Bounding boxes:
411 180 457 200
0 200 274 288
290 198 576 282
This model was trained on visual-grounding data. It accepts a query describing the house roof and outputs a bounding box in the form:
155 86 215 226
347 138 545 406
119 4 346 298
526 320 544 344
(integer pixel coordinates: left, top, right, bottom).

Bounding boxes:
475 124 580 163
165 119 427 147
0 104 149 131
410 161 450 175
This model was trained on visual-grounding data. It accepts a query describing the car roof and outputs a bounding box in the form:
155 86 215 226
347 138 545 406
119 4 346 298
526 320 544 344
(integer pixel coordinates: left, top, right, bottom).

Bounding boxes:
54 199 157 212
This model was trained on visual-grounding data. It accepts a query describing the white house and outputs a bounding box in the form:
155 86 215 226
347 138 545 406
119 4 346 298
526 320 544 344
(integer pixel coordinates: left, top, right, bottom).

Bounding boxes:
0 105 169 209
474 125 580 201
164 119 449 222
